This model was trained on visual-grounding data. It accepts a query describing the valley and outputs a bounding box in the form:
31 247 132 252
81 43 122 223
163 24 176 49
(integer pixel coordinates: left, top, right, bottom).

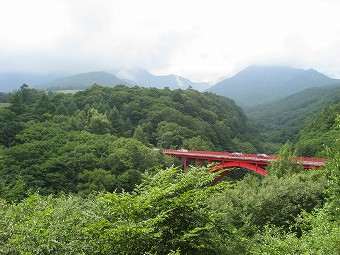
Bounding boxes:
0 71 339 254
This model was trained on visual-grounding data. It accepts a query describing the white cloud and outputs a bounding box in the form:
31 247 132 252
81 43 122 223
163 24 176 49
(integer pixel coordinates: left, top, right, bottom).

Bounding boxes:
1 0 340 80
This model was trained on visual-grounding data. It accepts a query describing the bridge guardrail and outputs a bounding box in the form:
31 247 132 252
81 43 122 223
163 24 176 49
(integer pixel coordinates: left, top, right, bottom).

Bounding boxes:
162 149 327 167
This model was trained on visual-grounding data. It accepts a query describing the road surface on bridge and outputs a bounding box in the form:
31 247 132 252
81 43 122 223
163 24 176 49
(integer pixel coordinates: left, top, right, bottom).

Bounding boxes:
162 149 326 169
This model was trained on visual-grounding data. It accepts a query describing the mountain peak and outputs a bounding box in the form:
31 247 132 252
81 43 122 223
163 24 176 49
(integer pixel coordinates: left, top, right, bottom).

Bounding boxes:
115 68 210 91
39 71 126 90
207 66 338 107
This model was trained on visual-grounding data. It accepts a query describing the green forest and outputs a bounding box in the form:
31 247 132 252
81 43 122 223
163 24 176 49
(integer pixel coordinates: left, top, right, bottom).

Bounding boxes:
247 83 340 155
0 84 339 254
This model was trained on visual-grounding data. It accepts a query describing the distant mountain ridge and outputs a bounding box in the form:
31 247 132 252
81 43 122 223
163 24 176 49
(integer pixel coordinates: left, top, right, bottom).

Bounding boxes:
207 66 339 107
248 82 340 124
38 71 126 90
1 66 338 98
247 82 340 147
0 73 59 92
116 68 210 91
0 69 211 92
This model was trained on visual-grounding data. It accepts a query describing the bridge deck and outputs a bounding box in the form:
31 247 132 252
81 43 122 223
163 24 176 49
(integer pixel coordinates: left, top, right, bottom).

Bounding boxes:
162 149 326 167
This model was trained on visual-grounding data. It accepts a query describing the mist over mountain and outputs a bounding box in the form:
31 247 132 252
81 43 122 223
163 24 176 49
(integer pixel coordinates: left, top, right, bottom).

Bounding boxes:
1 66 337 99
207 66 339 107
36 71 128 90
0 68 211 92
246 82 340 151
115 68 210 91
0 73 59 92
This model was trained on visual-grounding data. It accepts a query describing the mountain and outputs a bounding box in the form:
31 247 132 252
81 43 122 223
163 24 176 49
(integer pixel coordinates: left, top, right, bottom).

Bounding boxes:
38 71 128 91
115 68 211 91
246 83 340 151
206 66 339 107
0 69 211 92
2 66 335 95
0 73 59 92
248 82 340 127
294 97 340 157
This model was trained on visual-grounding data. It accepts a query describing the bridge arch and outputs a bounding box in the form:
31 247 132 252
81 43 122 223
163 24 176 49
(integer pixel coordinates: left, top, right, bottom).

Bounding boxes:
209 161 267 176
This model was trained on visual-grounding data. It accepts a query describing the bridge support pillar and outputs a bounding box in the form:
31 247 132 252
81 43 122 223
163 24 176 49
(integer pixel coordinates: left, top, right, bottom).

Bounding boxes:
182 157 187 172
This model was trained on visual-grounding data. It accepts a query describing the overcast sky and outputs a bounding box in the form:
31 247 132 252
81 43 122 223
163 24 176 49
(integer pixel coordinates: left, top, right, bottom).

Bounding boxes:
1 0 340 82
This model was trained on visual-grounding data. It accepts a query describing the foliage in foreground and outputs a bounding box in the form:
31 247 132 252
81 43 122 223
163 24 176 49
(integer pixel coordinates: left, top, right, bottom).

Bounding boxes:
249 118 340 254
0 167 229 254
0 160 337 254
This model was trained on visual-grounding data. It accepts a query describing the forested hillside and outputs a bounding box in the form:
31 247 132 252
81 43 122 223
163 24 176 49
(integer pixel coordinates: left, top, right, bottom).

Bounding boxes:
0 92 10 103
0 83 339 254
0 84 255 201
294 102 340 157
0 148 338 254
247 83 340 154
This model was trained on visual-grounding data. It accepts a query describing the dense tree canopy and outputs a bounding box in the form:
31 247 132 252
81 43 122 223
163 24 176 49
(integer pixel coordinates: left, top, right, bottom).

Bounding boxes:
0 84 256 200
294 103 340 157
0 83 339 254
0 121 166 200
0 161 337 254
0 84 253 151
247 84 340 154
0 92 10 103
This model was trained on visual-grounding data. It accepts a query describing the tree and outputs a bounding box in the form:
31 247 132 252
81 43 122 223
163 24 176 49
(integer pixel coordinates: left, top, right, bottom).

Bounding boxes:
323 115 340 218
0 108 23 147
107 107 124 135
156 121 193 149
77 168 116 195
9 84 44 117
33 93 54 118
87 108 111 134
0 92 10 103
81 167 232 254
267 142 302 178
182 136 214 151
231 137 257 153
116 169 142 192
0 167 233 254
249 116 340 254
133 125 149 145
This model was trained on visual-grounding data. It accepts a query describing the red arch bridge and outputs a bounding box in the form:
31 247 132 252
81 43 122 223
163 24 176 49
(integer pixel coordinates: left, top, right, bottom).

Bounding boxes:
162 149 326 183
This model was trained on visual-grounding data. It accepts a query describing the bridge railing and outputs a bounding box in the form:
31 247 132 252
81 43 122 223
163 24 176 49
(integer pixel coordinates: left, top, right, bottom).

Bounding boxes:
162 149 327 166
295 156 327 166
